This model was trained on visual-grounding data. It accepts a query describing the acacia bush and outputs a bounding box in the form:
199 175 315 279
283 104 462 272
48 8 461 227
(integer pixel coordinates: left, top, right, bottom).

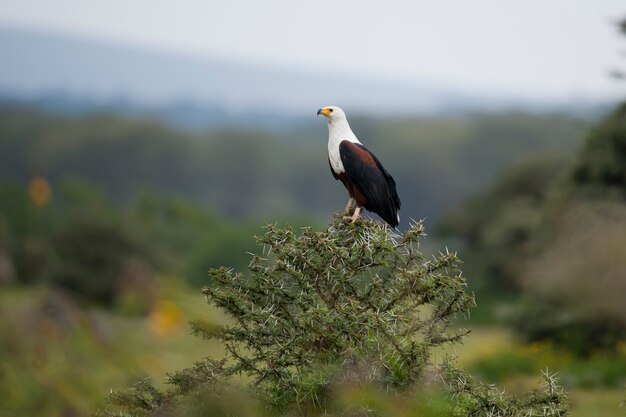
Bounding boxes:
102 216 567 416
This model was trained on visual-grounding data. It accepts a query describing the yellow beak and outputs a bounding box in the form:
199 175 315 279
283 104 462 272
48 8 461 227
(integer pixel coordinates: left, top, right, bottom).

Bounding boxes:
317 107 331 116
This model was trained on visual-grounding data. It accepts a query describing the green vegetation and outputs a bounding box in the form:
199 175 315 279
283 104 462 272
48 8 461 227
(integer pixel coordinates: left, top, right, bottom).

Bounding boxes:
438 154 569 295
0 178 270 295
0 106 587 223
439 101 626 356
569 102 626 198
49 214 143 306
470 340 626 388
0 103 621 416
516 104 626 355
0 279 225 417
102 217 567 416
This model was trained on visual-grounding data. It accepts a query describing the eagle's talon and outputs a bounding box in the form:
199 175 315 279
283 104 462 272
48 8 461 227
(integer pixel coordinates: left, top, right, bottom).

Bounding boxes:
344 197 356 214
342 206 361 223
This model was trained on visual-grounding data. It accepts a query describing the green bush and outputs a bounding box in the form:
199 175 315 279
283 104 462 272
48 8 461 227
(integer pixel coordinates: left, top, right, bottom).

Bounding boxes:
0 183 54 283
441 99 626 354
570 102 626 197
48 215 145 306
470 338 626 388
514 207 626 357
101 217 568 416
438 155 568 296
514 116 626 354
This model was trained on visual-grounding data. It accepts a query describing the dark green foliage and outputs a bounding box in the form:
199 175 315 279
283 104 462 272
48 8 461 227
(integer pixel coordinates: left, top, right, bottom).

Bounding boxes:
511 295 626 357
127 191 263 285
569 102 626 198
48 215 141 305
0 178 123 286
511 102 626 354
102 217 568 416
0 183 55 283
470 324 626 389
470 332 626 388
0 178 270 295
438 155 568 296
0 106 587 223
533 213 625 356
441 99 626 354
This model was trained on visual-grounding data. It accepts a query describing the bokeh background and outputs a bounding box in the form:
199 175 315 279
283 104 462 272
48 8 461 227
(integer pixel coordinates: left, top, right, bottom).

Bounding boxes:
0 1 625 416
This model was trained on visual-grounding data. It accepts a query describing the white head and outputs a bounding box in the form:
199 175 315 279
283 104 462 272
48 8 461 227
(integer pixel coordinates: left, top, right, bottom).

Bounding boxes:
317 105 359 144
317 105 348 124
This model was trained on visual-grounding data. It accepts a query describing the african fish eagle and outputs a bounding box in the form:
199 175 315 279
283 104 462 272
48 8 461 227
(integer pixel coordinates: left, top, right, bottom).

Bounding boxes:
318 106 401 227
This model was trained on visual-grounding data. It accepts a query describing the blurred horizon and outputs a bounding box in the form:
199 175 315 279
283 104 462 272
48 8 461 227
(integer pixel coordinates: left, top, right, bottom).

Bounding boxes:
1 0 626 118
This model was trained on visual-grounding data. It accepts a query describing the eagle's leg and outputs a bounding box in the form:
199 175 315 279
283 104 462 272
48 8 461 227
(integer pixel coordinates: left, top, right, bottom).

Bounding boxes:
344 197 356 214
343 206 362 223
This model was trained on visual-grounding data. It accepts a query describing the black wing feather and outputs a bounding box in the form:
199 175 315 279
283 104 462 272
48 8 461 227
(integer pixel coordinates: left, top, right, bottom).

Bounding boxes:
328 158 340 180
340 142 401 227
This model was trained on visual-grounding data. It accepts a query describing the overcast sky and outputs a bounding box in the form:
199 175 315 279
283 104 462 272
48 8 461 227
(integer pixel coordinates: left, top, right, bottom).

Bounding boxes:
1 0 625 101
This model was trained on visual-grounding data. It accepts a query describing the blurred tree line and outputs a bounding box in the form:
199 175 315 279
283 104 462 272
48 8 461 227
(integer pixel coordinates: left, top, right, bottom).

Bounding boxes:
0 102 593 318
439 100 626 355
438 18 626 357
0 99 609 343
0 104 588 225
0 177 270 310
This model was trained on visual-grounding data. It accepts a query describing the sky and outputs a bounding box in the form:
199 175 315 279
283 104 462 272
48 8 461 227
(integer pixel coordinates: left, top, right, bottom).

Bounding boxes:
0 0 625 101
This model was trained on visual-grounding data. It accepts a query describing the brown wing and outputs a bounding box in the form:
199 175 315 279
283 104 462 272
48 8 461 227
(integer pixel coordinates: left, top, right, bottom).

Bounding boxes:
339 141 401 227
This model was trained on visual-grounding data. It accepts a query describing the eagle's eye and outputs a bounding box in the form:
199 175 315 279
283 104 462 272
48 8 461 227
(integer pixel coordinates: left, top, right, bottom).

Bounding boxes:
328 108 334 113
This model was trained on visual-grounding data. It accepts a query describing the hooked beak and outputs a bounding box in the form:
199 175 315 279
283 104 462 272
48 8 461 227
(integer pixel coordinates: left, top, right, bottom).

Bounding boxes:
317 107 331 116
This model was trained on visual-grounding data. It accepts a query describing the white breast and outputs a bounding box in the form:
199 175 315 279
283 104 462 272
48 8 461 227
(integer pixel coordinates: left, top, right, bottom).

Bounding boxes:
328 140 345 174
326 118 360 175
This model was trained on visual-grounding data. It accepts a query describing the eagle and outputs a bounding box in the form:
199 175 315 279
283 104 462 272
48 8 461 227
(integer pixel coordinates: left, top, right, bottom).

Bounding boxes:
318 106 401 227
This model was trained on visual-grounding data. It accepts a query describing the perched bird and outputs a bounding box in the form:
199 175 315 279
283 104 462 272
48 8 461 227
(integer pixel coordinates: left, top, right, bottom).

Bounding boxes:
318 106 401 227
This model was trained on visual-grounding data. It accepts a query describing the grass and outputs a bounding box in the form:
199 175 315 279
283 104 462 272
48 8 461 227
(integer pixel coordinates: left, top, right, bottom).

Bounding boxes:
461 328 626 389
439 326 626 417
569 388 624 417
0 276 223 417
0 283 623 417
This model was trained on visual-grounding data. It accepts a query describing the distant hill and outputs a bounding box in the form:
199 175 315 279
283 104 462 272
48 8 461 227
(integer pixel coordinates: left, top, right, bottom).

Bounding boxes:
0 25 612 130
